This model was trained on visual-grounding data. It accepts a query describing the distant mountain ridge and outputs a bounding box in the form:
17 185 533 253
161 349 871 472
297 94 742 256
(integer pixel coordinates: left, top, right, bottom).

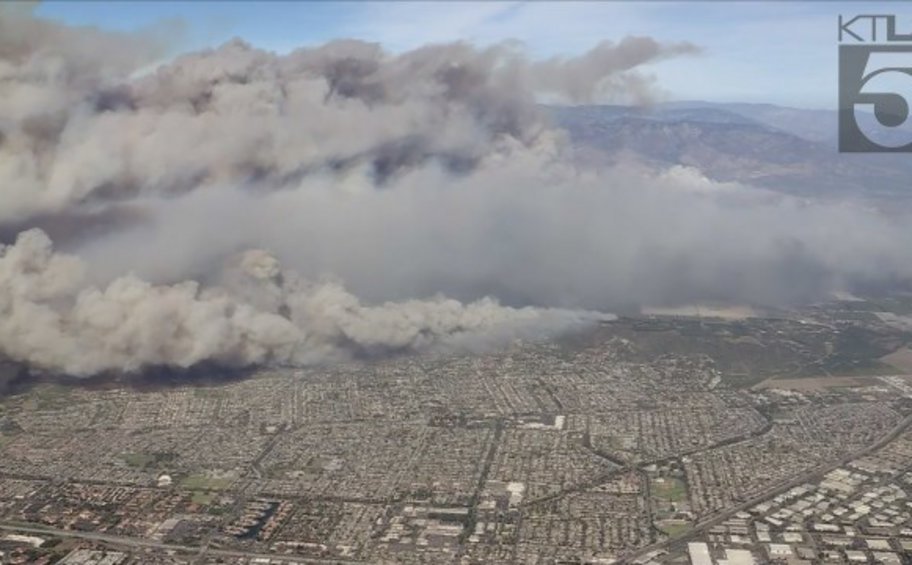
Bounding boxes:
659 101 838 143
548 102 912 202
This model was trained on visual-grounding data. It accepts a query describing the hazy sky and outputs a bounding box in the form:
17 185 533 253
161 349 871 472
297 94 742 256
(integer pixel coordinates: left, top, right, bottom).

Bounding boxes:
34 1 908 109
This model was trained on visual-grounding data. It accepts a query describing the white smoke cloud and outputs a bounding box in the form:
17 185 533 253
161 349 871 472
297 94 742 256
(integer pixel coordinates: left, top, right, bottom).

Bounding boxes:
0 230 605 376
0 5 696 224
1 8 910 378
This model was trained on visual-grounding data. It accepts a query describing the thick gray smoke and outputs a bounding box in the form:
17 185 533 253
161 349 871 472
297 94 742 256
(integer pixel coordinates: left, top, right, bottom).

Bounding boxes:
0 229 606 376
0 5 696 224
1 8 910 377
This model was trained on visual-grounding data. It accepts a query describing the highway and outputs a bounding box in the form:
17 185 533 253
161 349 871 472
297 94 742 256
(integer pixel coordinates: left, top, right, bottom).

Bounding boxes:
621 411 912 562
0 521 364 564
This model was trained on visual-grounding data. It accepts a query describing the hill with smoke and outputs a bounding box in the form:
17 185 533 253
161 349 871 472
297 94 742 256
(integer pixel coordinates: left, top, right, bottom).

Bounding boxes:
2 6 912 378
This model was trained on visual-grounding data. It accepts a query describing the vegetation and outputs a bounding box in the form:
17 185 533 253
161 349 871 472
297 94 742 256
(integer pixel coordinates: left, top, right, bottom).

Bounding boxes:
120 451 177 470
657 519 692 537
651 477 688 503
180 474 233 490
190 490 216 505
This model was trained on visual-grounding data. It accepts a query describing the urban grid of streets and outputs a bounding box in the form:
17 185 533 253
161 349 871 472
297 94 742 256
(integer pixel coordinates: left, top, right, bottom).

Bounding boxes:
1 304 912 564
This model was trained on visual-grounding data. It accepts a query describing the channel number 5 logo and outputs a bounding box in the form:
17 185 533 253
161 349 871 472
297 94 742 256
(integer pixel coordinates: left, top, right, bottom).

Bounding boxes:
839 45 912 152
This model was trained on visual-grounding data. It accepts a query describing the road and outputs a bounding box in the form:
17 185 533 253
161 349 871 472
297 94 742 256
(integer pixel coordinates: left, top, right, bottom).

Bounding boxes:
0 427 367 564
0 522 365 564
620 411 912 562
3 411 910 564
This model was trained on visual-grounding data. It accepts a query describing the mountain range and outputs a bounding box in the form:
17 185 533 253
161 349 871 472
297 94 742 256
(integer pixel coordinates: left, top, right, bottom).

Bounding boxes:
549 101 912 203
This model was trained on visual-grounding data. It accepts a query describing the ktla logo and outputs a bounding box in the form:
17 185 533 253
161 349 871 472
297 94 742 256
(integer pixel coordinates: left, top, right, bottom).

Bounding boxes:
839 15 912 152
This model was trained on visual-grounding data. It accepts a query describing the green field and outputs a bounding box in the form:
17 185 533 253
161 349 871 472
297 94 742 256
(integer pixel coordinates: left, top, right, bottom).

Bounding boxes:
22 385 75 411
193 387 229 399
120 451 177 470
651 477 688 502
121 453 156 468
823 360 898 377
190 490 216 505
657 519 692 537
180 474 233 490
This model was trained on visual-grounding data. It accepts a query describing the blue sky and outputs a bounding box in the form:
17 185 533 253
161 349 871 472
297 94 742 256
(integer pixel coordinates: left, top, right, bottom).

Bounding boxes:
34 1 909 109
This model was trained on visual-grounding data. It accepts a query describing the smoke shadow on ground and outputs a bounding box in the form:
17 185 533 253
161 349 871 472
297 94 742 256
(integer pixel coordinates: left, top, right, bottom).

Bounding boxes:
0 360 260 398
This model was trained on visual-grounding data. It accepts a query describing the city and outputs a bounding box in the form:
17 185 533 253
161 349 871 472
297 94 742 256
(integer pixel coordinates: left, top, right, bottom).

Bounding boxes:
1 297 911 564
2 3 912 563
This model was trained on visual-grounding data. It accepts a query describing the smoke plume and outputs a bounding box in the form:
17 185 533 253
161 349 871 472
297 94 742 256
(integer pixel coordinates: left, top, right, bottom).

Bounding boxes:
1 7 910 377
0 229 606 376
